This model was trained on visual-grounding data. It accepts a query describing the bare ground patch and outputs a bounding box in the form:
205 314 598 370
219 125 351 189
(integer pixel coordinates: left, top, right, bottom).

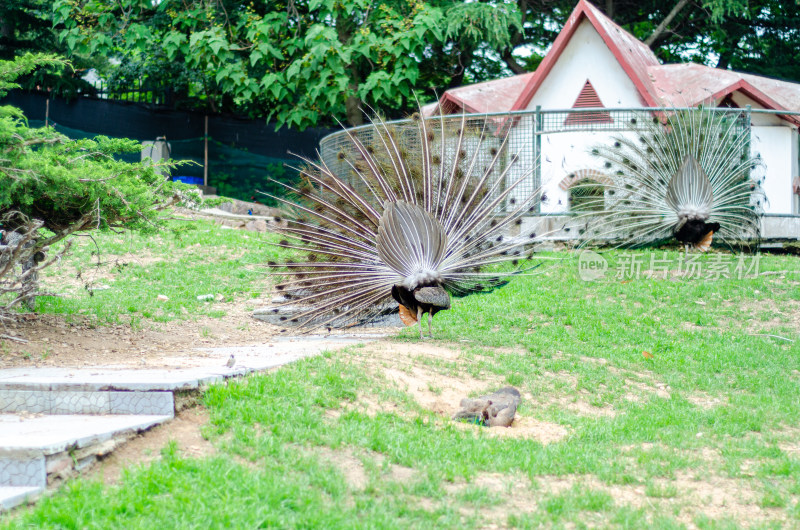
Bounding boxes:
0 303 282 368
441 468 791 529
337 342 573 444
85 406 215 484
309 445 416 490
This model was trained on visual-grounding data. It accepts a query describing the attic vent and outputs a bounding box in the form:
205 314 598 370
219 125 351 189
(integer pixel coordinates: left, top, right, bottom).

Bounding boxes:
565 80 613 125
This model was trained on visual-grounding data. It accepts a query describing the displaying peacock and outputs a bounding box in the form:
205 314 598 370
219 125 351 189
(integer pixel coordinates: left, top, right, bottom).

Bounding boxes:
572 107 764 251
265 111 543 338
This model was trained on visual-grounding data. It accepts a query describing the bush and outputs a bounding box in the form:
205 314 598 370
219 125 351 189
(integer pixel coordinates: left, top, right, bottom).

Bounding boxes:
0 54 199 317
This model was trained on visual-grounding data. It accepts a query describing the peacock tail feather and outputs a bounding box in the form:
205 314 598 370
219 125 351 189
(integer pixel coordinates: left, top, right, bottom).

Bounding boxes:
265 111 544 331
572 107 764 250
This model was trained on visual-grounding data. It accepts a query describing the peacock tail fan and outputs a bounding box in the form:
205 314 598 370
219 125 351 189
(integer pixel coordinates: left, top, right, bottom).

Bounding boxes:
572 107 764 252
264 109 551 331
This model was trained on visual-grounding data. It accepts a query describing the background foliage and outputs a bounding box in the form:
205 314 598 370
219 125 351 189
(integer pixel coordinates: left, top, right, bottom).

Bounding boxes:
36 0 798 130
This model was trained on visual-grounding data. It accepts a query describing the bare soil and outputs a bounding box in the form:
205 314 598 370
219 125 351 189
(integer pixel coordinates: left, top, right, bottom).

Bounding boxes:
0 303 281 368
86 406 215 484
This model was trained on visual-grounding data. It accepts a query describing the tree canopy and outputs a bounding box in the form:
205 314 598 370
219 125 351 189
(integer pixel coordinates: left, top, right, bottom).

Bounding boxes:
6 0 793 129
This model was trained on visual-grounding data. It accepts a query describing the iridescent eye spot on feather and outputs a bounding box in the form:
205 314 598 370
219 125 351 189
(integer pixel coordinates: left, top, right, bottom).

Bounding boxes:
337 151 346 160
279 240 289 246
427 131 434 142
490 147 498 156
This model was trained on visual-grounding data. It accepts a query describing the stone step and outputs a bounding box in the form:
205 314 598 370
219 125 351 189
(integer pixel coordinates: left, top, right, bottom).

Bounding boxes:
0 414 172 457
0 389 173 416
0 335 386 512
0 413 170 512
0 486 43 511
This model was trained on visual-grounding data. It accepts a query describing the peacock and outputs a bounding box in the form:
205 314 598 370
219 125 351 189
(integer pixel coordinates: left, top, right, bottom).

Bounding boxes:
265 111 544 338
572 107 764 251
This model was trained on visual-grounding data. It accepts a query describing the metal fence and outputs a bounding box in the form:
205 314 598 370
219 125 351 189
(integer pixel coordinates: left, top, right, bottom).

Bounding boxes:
319 106 759 215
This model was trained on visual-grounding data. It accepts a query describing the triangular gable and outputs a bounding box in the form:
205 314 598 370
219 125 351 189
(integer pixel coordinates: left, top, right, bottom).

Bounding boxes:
564 80 612 124
510 0 660 111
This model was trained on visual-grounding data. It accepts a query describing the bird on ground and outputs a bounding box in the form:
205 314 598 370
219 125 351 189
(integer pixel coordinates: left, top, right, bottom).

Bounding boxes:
265 110 544 338
226 354 236 368
573 107 764 251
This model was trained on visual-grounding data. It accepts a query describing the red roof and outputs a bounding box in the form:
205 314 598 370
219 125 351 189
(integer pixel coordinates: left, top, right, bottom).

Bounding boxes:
510 0 661 110
648 63 800 124
426 72 535 116
432 0 800 125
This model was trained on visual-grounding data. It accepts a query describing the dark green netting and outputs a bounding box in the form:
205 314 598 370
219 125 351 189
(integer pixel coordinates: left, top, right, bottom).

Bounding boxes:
5 92 333 206
27 120 300 205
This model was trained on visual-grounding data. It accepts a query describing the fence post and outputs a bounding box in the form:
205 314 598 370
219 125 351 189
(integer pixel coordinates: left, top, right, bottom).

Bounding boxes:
204 115 209 187
534 105 543 214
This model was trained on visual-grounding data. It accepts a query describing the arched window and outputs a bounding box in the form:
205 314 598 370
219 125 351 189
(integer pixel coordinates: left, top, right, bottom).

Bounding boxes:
560 169 611 212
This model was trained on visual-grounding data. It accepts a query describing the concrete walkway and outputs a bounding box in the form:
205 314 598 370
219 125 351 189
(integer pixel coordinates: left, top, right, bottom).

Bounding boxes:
0 333 383 511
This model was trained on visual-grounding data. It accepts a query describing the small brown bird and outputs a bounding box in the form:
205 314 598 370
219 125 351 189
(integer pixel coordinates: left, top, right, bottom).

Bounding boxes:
225 354 236 368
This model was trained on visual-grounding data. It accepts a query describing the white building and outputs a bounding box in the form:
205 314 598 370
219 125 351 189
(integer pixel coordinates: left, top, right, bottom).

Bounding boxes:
428 0 800 239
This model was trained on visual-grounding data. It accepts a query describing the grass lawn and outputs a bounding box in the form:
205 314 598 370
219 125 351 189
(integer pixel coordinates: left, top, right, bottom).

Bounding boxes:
3 219 800 528
32 216 285 326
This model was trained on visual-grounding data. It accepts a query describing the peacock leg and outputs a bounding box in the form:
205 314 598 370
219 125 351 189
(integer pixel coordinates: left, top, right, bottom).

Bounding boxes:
428 312 433 339
417 307 424 340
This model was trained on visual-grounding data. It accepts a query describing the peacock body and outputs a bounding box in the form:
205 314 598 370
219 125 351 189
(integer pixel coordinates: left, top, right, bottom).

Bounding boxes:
266 112 543 337
572 108 764 251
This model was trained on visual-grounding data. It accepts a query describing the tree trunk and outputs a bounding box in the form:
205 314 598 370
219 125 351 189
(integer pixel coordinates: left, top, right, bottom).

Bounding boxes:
645 0 692 48
503 51 528 75
336 14 363 126
345 93 363 127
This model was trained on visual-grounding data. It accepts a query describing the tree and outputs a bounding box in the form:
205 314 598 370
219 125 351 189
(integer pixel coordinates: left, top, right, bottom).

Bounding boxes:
0 54 198 317
0 1 100 98
53 0 522 129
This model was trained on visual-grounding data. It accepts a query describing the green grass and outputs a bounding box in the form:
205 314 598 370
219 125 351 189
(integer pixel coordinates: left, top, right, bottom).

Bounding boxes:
3 231 800 528
33 218 285 326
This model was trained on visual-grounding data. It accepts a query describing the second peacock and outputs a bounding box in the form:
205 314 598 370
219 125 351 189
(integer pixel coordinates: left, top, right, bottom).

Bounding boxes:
266 112 544 338
572 107 765 251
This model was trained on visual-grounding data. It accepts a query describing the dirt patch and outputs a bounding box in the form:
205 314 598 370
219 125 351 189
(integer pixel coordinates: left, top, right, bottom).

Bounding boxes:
444 469 788 528
0 303 278 368
85 407 214 484
339 342 573 443
454 416 570 445
686 392 726 409
722 297 800 335
311 445 416 490
0 303 392 369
